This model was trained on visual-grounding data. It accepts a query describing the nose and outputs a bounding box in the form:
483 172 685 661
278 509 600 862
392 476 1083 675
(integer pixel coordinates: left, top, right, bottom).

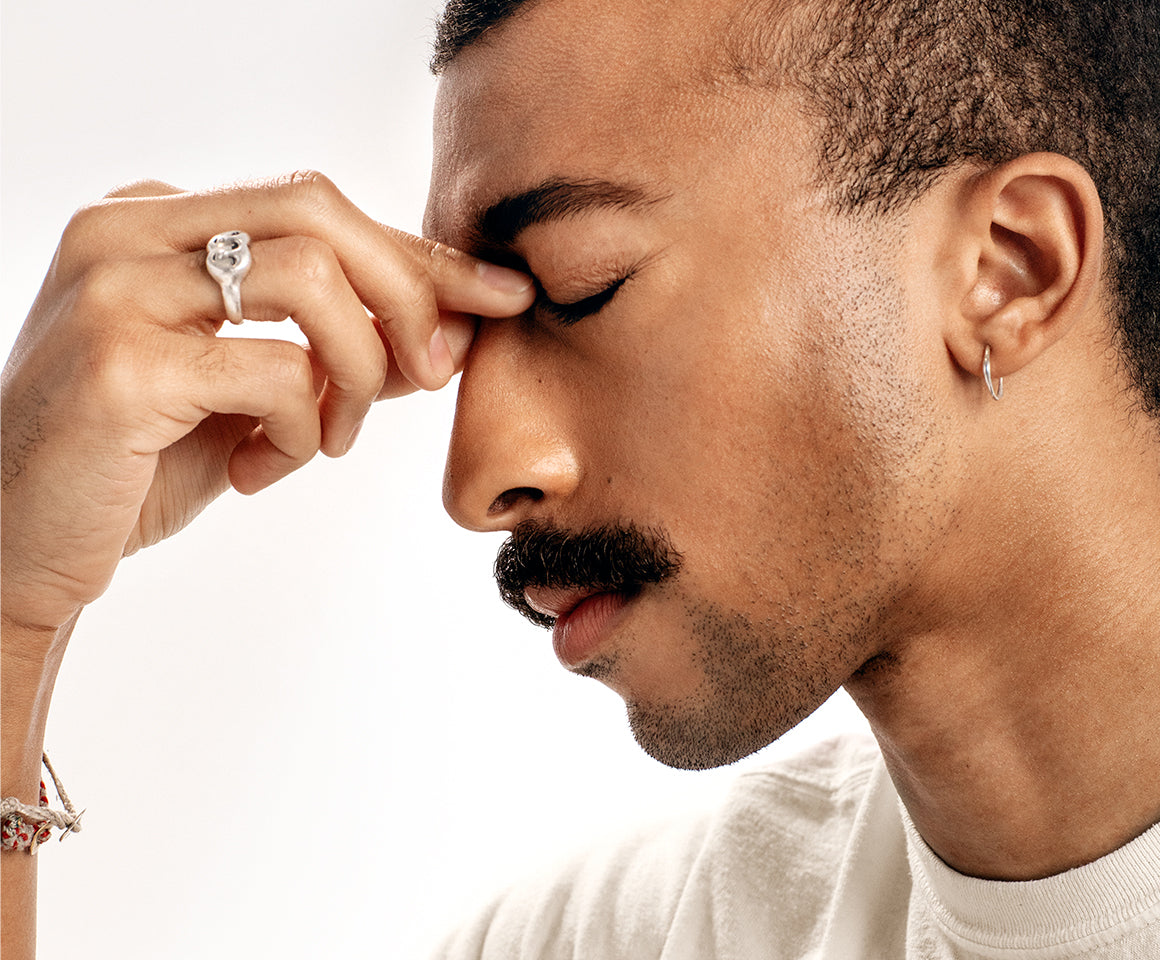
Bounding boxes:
443 319 580 532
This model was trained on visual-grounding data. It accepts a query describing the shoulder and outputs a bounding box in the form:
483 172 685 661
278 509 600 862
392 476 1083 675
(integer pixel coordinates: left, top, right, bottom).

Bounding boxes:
723 730 882 842
433 732 884 960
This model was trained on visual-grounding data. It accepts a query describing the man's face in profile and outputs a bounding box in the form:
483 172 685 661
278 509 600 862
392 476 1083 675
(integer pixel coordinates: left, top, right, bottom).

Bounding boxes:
424 0 963 769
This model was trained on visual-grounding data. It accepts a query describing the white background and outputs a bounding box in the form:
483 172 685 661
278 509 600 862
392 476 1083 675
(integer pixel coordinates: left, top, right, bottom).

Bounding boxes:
1 1 868 956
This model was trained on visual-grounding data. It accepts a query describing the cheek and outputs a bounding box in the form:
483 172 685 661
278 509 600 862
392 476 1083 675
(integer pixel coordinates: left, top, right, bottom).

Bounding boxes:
567 262 799 467
636 290 934 600
557 218 948 596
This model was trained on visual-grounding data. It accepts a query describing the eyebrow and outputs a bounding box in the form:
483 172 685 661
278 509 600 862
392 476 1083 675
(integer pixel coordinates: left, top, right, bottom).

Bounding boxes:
471 177 666 249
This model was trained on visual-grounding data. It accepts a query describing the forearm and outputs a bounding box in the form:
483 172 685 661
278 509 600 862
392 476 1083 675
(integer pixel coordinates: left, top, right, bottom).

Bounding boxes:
1 613 77 960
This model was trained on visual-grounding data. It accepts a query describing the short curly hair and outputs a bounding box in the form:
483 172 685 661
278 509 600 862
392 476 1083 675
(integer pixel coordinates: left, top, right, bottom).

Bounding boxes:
433 0 1160 419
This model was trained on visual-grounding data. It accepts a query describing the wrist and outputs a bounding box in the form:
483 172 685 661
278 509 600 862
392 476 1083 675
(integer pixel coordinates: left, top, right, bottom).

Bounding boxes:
1 562 87 641
1 614 76 802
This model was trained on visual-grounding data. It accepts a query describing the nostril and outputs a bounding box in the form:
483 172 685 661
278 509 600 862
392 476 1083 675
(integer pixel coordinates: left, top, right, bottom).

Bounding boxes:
488 487 544 517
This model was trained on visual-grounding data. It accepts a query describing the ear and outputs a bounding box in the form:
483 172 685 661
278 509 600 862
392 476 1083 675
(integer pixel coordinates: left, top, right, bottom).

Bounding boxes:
942 153 1104 389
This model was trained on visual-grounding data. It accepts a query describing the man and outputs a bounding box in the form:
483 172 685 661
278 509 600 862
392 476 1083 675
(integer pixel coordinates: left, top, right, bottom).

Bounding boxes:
3 0 1158 956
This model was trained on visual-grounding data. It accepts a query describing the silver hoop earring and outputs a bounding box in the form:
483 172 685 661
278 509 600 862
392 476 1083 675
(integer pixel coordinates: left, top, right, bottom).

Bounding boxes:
983 345 1004 401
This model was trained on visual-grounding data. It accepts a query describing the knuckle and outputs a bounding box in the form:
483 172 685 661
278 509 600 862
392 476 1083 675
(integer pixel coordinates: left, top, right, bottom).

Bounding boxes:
102 178 180 200
382 270 437 330
287 168 329 190
266 341 315 396
59 201 115 263
424 239 470 269
349 354 389 398
188 341 224 380
72 260 129 317
400 234 478 285
88 336 149 409
278 235 340 291
276 169 341 211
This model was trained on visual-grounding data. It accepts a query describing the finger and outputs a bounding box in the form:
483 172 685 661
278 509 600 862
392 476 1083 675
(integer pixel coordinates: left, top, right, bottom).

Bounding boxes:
103 179 185 200
373 311 477 401
358 232 532 391
86 239 388 458
162 173 535 316
389 230 535 317
68 173 534 390
215 236 388 458
124 411 257 556
175 337 322 494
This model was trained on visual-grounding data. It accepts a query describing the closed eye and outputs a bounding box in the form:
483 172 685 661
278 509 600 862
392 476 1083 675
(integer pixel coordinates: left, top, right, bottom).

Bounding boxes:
536 274 631 326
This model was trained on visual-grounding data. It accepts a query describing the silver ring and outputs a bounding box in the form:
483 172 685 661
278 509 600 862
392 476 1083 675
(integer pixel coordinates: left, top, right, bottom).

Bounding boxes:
205 230 252 324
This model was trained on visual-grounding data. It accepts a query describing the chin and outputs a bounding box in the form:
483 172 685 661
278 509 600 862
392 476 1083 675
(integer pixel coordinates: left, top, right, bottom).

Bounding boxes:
624 698 800 771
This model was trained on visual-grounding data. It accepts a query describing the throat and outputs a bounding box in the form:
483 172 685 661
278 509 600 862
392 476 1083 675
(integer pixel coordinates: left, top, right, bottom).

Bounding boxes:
847 620 1160 881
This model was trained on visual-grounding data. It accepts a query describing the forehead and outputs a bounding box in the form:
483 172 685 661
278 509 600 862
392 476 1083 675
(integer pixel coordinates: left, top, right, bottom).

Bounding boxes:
425 0 791 245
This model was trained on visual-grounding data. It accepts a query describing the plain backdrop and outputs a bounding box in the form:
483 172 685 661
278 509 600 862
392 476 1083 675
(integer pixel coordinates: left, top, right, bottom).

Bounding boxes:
1 1 870 956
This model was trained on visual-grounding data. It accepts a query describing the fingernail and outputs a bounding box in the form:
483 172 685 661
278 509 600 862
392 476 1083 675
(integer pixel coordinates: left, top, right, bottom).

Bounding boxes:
476 261 533 295
429 327 456 383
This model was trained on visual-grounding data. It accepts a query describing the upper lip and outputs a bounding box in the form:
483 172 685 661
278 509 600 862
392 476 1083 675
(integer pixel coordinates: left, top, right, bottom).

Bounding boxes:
523 585 606 620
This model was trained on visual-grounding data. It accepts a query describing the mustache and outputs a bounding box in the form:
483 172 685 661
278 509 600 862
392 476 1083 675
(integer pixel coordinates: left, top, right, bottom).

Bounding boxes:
494 520 683 628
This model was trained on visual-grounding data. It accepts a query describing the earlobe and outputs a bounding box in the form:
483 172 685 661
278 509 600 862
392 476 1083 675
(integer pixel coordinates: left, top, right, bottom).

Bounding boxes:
944 153 1103 391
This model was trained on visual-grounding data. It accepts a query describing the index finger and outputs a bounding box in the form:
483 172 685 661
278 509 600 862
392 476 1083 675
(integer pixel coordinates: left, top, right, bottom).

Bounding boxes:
136 173 534 389
390 231 535 317
360 226 534 389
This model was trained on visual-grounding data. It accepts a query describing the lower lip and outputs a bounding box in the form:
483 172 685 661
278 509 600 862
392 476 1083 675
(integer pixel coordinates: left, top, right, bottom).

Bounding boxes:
552 592 629 668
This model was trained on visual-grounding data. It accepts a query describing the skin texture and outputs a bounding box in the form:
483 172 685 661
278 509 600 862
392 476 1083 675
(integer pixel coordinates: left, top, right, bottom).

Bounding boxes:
0 175 533 958
2 0 1159 953
431 3 945 772
426 0 1160 881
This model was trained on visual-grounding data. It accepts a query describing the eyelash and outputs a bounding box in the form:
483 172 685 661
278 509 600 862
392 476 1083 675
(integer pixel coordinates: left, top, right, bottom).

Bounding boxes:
536 274 631 327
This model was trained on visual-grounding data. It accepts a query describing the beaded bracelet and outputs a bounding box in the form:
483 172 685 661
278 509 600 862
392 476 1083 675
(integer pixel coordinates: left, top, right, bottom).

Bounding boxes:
1 753 83 854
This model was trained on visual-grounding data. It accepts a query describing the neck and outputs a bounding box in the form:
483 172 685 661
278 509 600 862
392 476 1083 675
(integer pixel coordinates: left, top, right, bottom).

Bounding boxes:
847 378 1160 881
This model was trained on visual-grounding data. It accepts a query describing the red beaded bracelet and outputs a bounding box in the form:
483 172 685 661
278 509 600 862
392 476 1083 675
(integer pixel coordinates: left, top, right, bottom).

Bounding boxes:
0 754 83 854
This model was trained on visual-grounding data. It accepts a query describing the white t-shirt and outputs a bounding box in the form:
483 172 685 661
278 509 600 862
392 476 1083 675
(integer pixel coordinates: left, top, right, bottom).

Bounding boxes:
434 735 1160 959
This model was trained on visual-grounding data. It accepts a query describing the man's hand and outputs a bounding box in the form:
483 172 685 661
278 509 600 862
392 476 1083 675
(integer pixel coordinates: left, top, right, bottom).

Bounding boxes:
0 172 532 959
0 172 533 640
